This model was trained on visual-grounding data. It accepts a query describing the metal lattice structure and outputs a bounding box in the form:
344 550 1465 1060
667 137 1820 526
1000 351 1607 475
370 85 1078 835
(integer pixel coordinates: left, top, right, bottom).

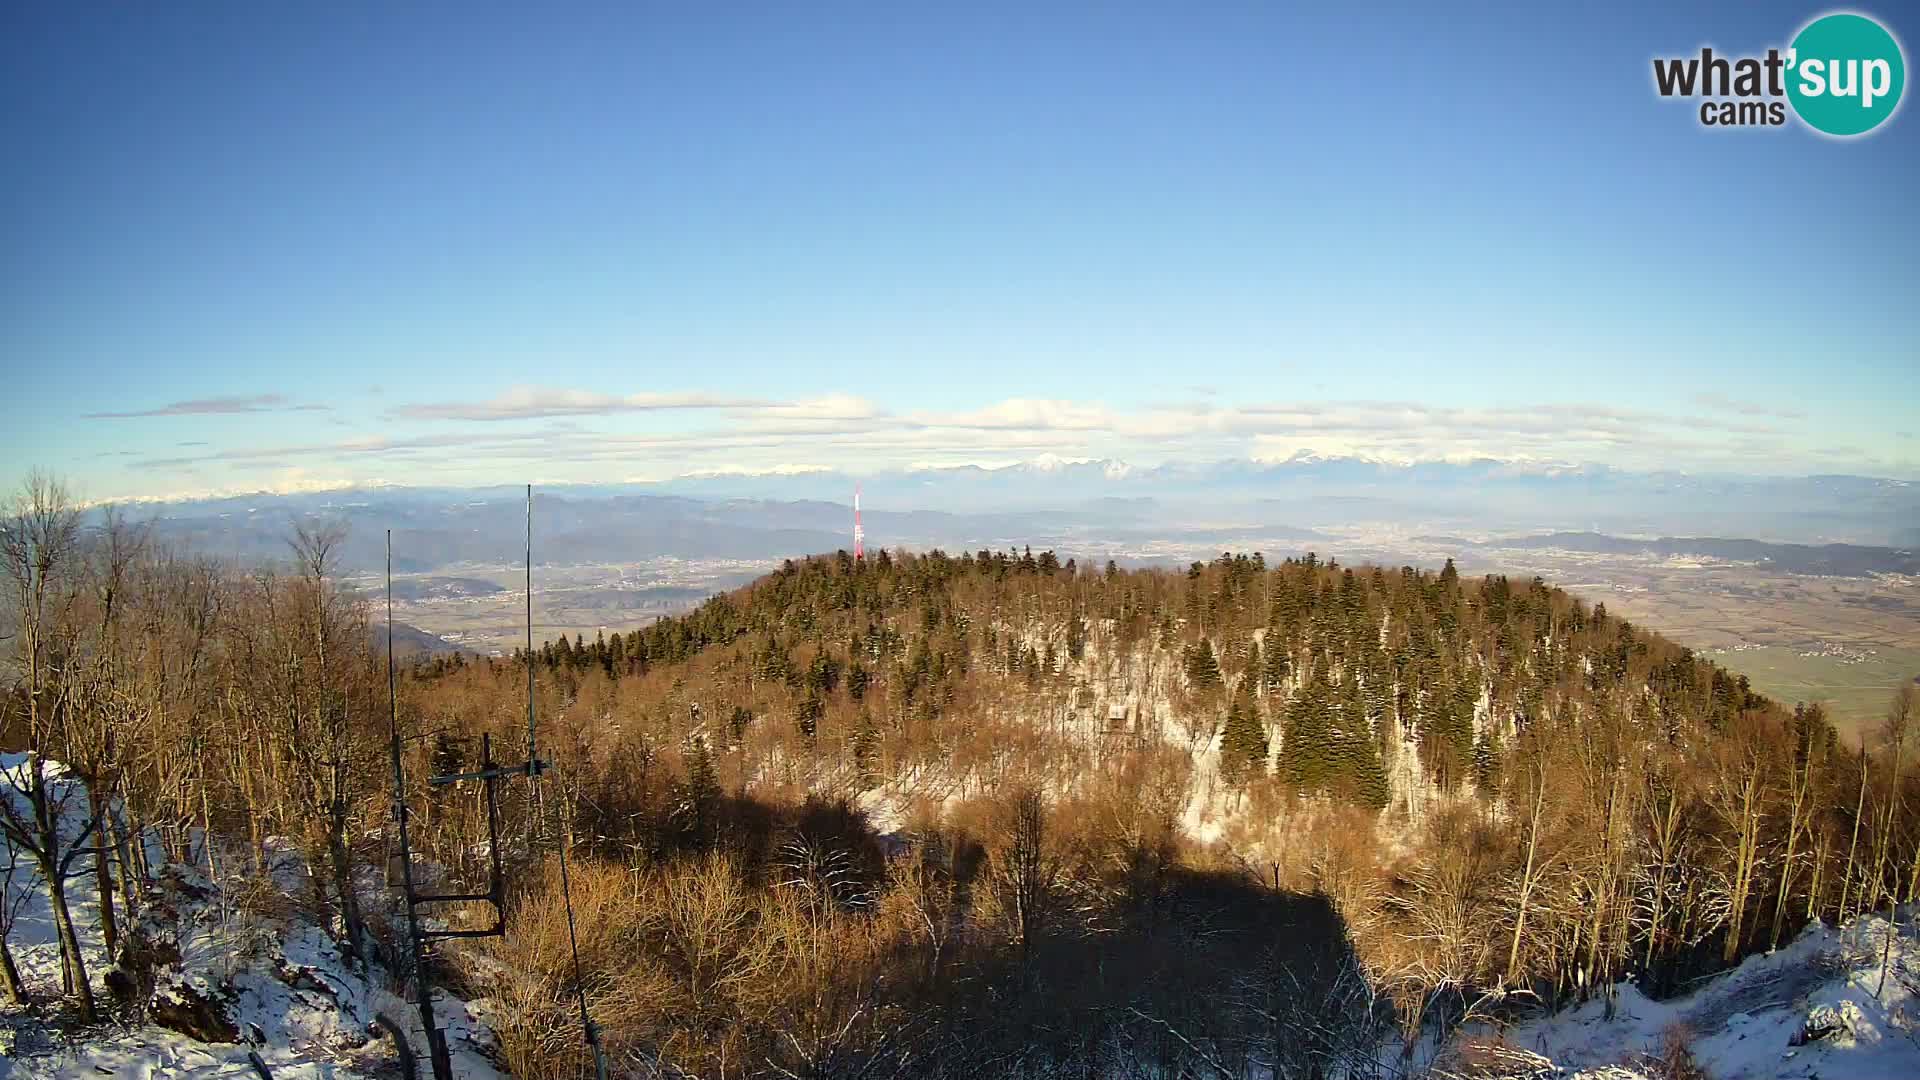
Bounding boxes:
384 486 604 1080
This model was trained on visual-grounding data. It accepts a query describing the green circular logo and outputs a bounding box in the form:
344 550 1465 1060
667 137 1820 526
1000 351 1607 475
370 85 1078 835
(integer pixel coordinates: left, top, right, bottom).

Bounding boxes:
1787 12 1906 136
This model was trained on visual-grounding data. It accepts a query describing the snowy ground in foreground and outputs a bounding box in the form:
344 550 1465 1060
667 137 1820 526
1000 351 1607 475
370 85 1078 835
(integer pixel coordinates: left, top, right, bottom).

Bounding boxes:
1451 912 1920 1080
1 753 502 1078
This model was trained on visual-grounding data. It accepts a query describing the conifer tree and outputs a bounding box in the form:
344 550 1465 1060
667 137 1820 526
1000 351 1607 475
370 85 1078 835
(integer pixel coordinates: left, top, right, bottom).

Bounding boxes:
1280 676 1334 793
1265 634 1291 693
1351 734 1392 811
683 735 721 839
852 709 880 787
1473 727 1502 794
1221 687 1270 783
727 705 755 747
797 694 824 739
1185 639 1223 692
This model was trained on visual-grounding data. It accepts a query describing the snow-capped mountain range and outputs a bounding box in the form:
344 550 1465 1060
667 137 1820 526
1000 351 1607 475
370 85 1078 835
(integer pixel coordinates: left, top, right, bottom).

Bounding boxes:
89 454 1919 573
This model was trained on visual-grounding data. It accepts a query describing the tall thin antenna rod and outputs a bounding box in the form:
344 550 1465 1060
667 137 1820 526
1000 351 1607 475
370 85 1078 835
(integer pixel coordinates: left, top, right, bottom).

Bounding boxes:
386 528 396 738
526 483 537 770
519 486 604 1077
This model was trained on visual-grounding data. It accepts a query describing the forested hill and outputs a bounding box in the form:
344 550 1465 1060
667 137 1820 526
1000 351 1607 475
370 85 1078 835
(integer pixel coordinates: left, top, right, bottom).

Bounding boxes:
484 546 1786 817
421 546 1902 1017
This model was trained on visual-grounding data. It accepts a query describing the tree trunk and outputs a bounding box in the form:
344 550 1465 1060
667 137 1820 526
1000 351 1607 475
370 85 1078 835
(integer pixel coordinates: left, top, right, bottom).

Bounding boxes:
328 822 368 970
1723 771 1763 965
1506 775 1546 984
1584 768 1625 987
45 858 98 1022
197 746 221 886
1807 830 1830 924
1771 759 1811 949
112 811 142 925
249 811 264 876
1840 750 1869 921
88 787 119 960
132 819 154 897
0 936 24 1005
1644 785 1683 972
1871 724 1906 916
1906 813 1920 905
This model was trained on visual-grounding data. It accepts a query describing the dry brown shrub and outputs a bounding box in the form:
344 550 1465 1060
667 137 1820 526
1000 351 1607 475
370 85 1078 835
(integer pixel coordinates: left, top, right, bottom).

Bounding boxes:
1061 743 1187 868
655 850 779 1011
1448 1034 1555 1077
755 890 911 1077
874 847 960 984
1300 805 1387 929
223 864 301 925
1642 1023 1709 1080
477 854 667 1079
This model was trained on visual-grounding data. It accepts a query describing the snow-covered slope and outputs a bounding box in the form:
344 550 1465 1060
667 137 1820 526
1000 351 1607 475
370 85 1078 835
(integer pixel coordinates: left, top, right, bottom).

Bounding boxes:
1446 912 1920 1079
1 755 501 1078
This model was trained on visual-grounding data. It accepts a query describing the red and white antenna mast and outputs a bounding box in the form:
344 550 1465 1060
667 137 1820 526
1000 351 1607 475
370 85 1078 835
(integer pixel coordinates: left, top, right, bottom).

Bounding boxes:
853 485 865 560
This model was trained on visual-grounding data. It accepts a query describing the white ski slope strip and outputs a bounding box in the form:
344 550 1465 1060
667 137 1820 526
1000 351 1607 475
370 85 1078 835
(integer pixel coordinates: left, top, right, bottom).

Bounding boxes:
1470 912 1920 1079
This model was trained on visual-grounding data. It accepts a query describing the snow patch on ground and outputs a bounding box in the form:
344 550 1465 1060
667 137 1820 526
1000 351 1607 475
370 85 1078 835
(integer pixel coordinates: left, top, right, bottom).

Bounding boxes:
1452 912 1920 1079
2 756 502 1078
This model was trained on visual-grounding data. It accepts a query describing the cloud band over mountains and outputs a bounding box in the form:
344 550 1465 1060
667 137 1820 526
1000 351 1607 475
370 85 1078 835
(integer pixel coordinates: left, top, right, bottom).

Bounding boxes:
59 381 1904 501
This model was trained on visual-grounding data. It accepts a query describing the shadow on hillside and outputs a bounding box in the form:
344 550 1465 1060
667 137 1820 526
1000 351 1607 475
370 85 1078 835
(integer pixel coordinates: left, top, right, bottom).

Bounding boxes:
983 867 1381 1076
563 786 1386 1077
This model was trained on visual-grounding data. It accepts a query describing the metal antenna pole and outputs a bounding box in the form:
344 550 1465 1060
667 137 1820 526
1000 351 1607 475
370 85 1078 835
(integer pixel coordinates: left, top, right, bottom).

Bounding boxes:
388 531 451 1079
526 484 538 772
523 485 604 1078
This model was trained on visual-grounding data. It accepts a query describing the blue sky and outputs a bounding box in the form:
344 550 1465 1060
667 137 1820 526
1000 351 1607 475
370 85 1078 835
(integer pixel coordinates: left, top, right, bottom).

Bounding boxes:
4 1 1915 500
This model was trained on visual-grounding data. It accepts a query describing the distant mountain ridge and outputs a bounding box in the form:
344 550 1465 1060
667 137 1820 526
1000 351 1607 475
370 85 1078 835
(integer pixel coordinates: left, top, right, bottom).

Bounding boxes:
658 454 1914 508
98 455 1920 573
118 455 1916 513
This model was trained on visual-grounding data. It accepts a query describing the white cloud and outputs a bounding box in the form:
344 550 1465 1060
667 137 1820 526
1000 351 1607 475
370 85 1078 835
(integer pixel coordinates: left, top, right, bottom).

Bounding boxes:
79 386 1890 502
923 398 1117 431
86 394 328 419
679 463 837 478
393 386 761 421
747 394 880 422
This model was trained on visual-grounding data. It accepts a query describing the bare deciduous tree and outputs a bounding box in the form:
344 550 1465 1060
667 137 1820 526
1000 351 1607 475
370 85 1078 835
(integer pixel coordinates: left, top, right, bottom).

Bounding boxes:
0 471 102 1019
